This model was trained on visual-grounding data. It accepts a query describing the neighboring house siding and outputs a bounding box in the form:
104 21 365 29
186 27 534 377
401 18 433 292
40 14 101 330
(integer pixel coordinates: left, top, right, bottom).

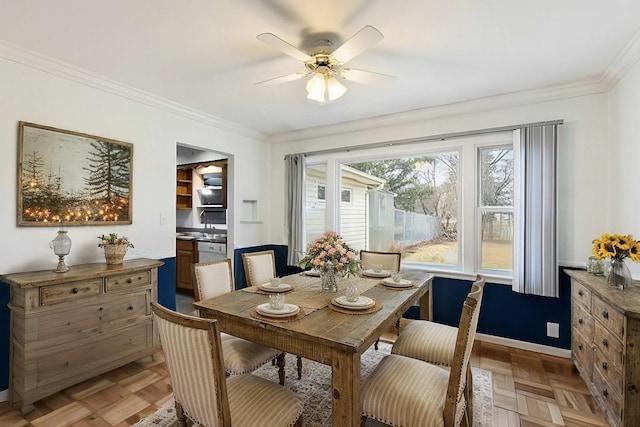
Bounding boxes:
340 183 367 251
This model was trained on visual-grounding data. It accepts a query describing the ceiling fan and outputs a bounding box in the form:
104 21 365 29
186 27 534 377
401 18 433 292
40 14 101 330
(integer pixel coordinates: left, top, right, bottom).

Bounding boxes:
255 25 394 103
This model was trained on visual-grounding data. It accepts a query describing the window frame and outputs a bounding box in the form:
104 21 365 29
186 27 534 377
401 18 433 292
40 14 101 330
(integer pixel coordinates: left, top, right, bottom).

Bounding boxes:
303 132 515 283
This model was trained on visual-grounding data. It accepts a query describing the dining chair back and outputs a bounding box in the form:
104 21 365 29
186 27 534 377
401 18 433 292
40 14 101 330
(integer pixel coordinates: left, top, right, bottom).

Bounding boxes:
242 250 276 286
192 259 285 385
360 250 401 272
152 303 304 427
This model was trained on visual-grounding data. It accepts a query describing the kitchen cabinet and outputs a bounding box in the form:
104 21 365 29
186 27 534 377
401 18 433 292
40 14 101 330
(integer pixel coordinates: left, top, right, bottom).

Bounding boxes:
176 238 198 292
566 269 640 427
176 167 193 210
1 259 162 410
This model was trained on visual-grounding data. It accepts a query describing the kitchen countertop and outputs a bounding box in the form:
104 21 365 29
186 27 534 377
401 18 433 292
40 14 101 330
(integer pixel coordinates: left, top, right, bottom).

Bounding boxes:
176 227 227 244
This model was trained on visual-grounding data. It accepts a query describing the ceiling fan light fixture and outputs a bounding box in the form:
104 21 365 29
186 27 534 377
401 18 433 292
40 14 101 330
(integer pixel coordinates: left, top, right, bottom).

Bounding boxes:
326 77 346 101
306 73 347 103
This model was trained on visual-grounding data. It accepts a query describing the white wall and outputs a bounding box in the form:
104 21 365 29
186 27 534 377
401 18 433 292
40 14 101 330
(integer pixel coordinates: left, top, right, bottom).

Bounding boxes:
269 93 612 270
0 50 270 274
609 59 640 278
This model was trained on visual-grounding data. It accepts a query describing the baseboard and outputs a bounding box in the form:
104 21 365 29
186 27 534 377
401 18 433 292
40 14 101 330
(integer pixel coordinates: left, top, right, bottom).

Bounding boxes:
0 388 8 403
476 333 572 358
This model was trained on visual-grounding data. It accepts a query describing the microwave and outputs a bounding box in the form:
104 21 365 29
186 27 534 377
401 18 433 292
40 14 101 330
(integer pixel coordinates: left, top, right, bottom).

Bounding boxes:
197 187 224 206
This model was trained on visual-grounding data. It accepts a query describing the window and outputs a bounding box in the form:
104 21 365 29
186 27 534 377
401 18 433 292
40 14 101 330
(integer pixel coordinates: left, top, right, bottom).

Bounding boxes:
304 132 514 277
317 184 326 201
340 188 352 203
478 147 514 271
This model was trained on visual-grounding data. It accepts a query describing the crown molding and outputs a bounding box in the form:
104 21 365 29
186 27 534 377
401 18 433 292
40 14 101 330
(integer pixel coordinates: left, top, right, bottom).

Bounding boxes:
269 78 609 143
0 40 265 141
601 30 640 90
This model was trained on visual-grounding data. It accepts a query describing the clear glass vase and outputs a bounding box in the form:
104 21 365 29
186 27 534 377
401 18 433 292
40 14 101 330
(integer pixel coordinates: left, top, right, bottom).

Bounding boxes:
49 228 72 273
320 263 338 292
605 258 632 290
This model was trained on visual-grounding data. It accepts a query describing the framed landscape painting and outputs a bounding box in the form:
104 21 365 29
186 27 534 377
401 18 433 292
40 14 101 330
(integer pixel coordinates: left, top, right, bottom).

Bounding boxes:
17 121 133 226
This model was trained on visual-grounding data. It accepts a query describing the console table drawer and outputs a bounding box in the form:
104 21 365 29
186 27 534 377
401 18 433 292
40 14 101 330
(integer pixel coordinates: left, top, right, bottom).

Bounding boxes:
593 295 624 339
106 270 151 292
572 301 594 340
40 279 102 305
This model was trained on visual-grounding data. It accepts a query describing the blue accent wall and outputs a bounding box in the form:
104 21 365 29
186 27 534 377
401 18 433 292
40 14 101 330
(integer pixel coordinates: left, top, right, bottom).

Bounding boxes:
423 268 572 349
157 257 176 310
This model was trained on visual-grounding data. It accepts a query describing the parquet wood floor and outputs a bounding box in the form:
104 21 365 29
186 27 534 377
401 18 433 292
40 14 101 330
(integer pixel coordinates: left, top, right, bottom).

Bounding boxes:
0 319 609 426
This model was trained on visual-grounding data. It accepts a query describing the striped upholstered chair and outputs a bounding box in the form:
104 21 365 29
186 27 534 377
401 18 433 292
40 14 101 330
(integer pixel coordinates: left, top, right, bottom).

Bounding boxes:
193 260 285 385
241 250 304 380
360 282 483 427
359 250 402 272
151 303 304 427
391 275 485 425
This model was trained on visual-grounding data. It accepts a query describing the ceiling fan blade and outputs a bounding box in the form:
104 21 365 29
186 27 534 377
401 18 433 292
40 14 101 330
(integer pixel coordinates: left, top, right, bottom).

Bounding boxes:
254 72 309 86
257 33 311 62
342 68 395 84
331 25 384 63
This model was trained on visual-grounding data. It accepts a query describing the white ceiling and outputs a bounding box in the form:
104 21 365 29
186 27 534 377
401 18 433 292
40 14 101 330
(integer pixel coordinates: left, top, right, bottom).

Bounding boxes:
1 1 639 136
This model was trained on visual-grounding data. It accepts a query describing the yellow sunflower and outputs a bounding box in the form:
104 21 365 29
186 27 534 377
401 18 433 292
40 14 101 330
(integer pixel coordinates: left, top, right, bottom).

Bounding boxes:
630 242 640 263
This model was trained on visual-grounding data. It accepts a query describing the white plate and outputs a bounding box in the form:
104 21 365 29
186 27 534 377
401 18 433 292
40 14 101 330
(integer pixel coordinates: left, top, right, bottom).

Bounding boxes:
303 270 320 277
258 283 292 292
362 269 392 278
381 278 413 288
256 303 300 318
332 296 375 310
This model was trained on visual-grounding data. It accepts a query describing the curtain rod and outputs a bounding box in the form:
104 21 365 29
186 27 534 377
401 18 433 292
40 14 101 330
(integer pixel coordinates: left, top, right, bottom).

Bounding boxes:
302 119 564 156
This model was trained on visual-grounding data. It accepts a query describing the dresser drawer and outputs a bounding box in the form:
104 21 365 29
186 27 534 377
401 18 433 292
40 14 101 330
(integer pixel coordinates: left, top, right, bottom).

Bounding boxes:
572 301 594 340
594 321 624 369
594 347 623 398
593 295 625 339
100 292 151 330
592 365 623 425
573 280 592 310
40 279 102 305
106 270 151 292
34 322 153 390
572 330 593 378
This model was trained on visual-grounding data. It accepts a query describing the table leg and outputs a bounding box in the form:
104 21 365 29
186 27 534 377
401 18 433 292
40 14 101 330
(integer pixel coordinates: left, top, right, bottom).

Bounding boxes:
419 281 432 321
331 348 361 427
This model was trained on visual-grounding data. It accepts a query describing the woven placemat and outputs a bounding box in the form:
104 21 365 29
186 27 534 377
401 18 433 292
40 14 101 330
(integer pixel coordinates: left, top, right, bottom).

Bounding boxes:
328 300 383 315
249 307 308 322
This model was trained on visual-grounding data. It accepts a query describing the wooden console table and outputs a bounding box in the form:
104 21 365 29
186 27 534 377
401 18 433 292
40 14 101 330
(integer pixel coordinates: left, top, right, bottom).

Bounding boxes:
1 258 163 410
566 269 640 427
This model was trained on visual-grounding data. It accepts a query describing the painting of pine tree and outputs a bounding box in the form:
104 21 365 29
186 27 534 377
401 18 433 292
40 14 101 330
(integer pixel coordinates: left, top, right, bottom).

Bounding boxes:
18 122 133 226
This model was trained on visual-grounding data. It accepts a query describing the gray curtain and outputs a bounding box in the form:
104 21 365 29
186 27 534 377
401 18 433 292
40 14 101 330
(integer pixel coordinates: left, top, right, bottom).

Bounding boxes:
512 124 558 297
285 153 306 266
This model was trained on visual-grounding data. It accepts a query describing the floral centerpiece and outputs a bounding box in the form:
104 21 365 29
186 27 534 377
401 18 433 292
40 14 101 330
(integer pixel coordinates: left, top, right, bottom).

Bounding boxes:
98 233 134 265
592 233 640 289
299 231 360 292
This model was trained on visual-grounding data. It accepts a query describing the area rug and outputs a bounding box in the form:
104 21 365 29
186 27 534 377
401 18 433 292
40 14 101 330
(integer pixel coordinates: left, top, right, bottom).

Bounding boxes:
133 342 493 426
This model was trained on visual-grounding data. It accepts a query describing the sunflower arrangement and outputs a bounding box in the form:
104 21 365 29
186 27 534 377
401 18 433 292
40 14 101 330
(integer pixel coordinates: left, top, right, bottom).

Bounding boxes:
299 231 360 277
592 233 640 263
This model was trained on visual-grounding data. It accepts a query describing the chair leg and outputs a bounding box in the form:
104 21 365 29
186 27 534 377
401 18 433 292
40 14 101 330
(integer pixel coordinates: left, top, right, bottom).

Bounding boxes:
465 365 474 427
297 355 303 380
277 352 286 386
175 401 188 427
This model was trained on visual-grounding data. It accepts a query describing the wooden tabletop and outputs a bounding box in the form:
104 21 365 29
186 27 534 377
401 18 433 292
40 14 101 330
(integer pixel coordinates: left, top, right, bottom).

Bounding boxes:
194 269 433 363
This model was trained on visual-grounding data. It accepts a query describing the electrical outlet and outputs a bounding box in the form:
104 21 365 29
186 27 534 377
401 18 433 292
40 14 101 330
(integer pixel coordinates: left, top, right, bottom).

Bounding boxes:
546 322 559 338
159 212 167 226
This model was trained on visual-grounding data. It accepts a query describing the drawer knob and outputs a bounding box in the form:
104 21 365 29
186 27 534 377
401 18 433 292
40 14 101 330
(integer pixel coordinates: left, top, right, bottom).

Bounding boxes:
602 338 609 347
602 362 608 370
128 305 134 310
71 288 79 294
602 389 608 397
602 310 609 319
578 318 584 325
578 290 584 296
578 343 583 351
127 278 133 284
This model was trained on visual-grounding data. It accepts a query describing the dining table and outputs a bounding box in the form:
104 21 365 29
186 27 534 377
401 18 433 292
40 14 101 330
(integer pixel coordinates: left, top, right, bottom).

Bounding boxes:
193 269 433 427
